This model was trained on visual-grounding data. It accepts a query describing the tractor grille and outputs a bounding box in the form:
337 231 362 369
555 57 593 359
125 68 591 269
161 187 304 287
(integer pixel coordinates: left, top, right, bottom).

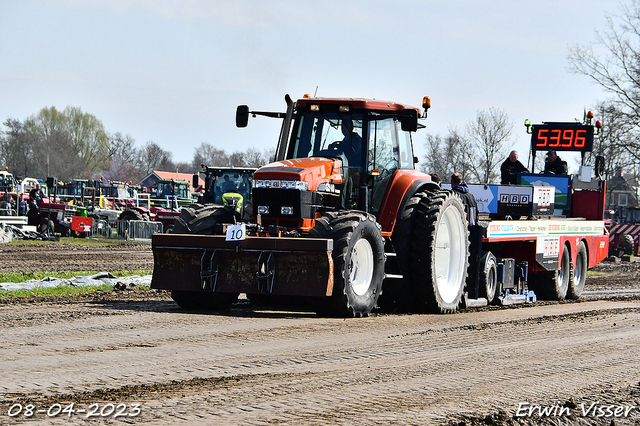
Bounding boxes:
253 188 315 219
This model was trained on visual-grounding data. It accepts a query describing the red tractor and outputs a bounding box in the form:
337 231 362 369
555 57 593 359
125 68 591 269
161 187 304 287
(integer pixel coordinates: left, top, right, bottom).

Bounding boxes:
152 95 472 316
151 95 609 317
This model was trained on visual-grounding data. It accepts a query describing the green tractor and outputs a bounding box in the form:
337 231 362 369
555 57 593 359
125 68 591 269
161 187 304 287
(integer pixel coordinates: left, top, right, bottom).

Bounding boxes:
171 165 257 234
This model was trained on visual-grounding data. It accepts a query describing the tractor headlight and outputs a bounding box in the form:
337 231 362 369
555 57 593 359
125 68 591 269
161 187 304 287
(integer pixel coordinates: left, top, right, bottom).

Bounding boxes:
257 205 269 214
281 206 294 215
255 179 308 190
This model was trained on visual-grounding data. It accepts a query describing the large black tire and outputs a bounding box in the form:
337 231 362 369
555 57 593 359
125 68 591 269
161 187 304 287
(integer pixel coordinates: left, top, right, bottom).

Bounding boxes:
530 244 571 301
118 210 145 222
410 190 470 313
171 204 232 235
39 218 55 234
567 242 587 299
377 193 423 312
309 211 385 317
171 290 238 310
479 251 498 304
621 234 634 255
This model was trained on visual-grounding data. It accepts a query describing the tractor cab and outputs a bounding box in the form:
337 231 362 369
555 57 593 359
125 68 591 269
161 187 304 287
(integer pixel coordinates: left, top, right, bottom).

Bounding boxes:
238 96 426 217
193 165 256 214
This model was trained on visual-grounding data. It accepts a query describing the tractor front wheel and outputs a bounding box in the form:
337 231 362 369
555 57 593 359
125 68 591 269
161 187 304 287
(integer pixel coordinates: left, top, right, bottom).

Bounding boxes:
310 211 385 317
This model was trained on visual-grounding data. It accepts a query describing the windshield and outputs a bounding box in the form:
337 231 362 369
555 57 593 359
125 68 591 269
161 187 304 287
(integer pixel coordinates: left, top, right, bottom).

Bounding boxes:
290 111 364 168
214 171 252 203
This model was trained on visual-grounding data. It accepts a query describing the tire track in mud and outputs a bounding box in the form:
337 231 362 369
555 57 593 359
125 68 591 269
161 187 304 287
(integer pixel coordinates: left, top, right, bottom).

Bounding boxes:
1 301 639 425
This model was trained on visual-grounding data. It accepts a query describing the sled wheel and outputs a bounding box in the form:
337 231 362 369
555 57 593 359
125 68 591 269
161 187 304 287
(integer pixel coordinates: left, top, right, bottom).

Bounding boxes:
530 244 570 301
567 242 587 299
410 190 470 313
310 211 385 317
479 251 498 304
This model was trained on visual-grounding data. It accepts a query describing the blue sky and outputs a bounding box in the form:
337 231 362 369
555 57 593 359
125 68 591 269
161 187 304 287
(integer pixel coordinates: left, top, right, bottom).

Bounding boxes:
0 0 611 168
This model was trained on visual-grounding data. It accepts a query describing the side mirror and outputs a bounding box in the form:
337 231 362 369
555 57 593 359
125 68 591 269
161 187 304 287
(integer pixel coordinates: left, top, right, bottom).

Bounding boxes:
236 105 250 128
400 109 418 132
192 173 199 188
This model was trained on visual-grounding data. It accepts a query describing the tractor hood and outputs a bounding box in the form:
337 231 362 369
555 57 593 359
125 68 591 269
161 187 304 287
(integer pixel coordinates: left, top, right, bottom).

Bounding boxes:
254 157 344 191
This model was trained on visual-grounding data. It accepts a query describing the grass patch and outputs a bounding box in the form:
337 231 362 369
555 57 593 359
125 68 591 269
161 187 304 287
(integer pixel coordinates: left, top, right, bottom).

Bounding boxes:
0 270 152 283
0 270 153 299
587 270 608 277
1 283 120 299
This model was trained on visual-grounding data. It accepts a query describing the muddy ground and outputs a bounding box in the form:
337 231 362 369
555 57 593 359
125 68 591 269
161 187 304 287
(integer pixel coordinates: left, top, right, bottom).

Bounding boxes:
0 242 639 425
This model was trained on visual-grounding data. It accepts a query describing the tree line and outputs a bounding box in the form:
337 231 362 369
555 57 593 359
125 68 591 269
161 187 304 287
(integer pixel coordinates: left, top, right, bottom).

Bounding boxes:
0 106 275 183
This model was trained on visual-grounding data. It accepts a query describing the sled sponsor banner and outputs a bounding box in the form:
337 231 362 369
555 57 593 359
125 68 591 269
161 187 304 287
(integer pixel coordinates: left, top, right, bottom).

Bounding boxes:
486 220 605 240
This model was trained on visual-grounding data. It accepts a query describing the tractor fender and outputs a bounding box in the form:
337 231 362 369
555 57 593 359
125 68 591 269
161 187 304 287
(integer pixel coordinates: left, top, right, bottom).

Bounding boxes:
376 170 439 236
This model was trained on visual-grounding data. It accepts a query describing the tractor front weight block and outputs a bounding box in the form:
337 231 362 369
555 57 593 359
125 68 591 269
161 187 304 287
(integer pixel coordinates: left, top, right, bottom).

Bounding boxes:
151 234 334 297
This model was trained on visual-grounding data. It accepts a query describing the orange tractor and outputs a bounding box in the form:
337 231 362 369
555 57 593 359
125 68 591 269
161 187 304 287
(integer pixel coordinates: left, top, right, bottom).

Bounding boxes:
152 94 473 316
151 95 609 317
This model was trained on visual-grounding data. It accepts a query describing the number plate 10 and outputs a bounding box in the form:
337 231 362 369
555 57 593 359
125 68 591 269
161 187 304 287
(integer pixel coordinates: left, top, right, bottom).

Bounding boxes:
226 223 246 241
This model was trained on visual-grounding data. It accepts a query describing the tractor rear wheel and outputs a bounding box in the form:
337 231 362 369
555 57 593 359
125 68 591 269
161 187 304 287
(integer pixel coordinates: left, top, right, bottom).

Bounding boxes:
171 204 232 234
39 218 55 235
377 193 423 312
410 190 470 313
118 210 145 222
567 242 587 299
621 234 634 255
310 211 385 317
529 244 571 300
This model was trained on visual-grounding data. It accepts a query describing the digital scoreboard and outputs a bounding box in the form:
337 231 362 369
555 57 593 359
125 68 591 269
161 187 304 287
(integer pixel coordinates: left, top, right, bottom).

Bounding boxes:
530 123 594 152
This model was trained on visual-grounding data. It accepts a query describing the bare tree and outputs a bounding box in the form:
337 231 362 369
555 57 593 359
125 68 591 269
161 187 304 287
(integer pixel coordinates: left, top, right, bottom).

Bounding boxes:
419 131 471 181
137 141 173 176
192 142 229 168
568 0 640 162
464 108 513 184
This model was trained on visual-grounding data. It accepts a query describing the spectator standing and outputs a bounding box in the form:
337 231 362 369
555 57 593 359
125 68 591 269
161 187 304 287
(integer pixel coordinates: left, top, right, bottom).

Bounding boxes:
451 173 478 225
500 150 528 184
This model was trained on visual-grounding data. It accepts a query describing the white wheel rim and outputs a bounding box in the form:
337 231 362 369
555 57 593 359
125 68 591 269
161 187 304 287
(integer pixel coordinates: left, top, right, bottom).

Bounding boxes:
434 204 467 304
350 238 374 296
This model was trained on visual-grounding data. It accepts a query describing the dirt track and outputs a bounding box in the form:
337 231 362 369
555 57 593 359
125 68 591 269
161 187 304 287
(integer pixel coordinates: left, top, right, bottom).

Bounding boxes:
1 242 640 425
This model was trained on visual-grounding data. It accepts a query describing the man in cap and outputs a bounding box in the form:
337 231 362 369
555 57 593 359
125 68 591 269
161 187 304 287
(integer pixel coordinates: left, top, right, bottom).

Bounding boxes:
543 150 568 175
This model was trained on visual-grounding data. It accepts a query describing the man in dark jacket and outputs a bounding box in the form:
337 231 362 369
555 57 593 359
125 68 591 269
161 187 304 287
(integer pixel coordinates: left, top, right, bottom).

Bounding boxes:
451 173 478 225
543 150 568 174
27 183 44 226
500 150 528 184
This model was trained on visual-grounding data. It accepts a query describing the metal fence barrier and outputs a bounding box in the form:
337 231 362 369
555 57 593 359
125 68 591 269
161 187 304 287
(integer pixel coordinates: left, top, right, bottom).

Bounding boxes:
91 220 163 241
